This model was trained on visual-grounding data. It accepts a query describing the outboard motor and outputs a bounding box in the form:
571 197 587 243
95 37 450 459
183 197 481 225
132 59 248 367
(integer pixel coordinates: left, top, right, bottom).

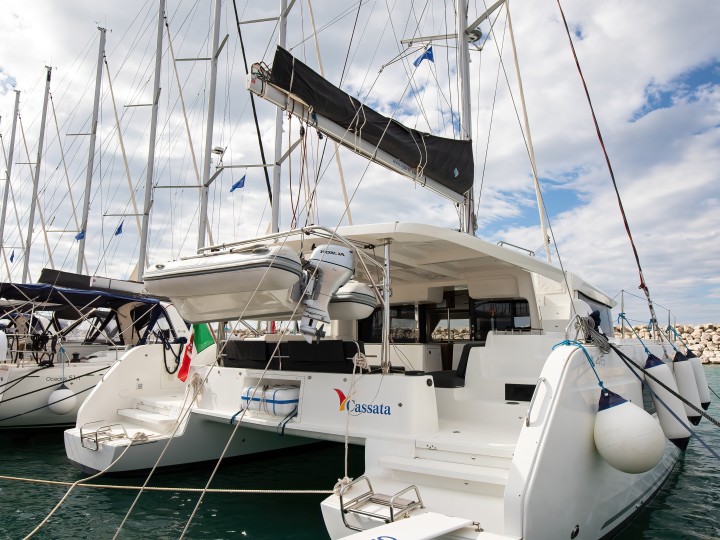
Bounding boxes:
298 244 354 342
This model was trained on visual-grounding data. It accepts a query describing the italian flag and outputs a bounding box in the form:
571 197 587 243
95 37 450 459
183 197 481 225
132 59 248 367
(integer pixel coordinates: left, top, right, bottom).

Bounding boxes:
178 323 214 382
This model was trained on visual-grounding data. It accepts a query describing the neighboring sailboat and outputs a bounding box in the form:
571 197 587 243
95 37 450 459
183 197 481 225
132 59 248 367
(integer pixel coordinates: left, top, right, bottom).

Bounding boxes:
62 1 710 539
0 269 188 429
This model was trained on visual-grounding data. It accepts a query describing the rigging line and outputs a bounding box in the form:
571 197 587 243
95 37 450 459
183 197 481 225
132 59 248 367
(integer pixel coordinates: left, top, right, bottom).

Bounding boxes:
475 10 507 215
354 1 393 95
302 50 423 236
479 0 536 175
611 343 720 433
616 288 673 313
175 243 341 536
444 0 455 137
555 0 660 324
23 432 150 540
384 0 434 132
341 0 377 86
340 0 364 85
0 474 334 494
178 229 386 536
289 1 368 51
231 0 273 205
0 385 96 425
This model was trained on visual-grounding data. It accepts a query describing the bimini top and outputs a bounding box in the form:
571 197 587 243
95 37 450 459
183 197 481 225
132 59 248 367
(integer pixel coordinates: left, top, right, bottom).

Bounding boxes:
0 282 162 314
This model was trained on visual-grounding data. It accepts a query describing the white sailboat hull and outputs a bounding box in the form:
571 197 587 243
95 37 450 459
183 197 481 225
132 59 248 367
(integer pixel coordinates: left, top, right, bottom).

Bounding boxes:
0 359 113 428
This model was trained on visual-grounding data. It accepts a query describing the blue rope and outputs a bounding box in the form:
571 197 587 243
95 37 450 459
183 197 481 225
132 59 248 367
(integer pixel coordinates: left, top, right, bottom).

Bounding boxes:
658 326 680 354
230 409 243 426
667 325 694 354
276 407 298 436
553 339 605 389
617 312 651 354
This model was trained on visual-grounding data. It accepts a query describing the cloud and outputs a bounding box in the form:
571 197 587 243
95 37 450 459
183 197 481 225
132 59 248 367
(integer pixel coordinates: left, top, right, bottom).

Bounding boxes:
0 0 718 324
0 68 17 95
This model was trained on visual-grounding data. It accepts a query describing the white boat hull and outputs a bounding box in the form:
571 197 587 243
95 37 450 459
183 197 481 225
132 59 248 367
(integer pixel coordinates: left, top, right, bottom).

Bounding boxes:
64 410 310 473
0 360 112 428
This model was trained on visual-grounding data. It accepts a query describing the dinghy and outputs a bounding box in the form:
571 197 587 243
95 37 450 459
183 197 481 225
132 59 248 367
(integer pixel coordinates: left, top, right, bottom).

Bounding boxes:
144 244 303 322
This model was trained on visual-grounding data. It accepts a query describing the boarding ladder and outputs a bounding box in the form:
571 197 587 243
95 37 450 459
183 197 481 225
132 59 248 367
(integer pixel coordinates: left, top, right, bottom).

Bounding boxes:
80 421 129 451
339 476 425 532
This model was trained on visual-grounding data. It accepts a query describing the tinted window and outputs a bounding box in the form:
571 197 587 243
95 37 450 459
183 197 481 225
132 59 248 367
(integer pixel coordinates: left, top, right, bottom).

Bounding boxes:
358 305 418 343
578 292 612 335
471 299 531 341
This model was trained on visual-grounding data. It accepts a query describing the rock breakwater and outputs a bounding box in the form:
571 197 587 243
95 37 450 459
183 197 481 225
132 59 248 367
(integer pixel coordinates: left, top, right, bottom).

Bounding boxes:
614 323 720 364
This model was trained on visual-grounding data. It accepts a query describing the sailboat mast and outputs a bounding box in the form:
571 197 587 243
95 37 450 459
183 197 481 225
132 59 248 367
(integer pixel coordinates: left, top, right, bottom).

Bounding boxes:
506 4 552 261
197 0 222 250
0 90 20 274
456 0 475 235
22 67 52 284
77 27 106 274
270 0 288 234
138 0 166 280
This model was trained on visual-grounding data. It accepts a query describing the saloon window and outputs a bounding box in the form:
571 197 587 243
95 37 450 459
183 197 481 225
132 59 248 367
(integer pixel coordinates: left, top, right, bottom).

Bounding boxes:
471 299 531 341
358 305 419 343
578 292 613 335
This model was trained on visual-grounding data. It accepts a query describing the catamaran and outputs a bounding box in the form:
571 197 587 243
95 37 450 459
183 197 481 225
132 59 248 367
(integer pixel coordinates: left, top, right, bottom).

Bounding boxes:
62 1 712 538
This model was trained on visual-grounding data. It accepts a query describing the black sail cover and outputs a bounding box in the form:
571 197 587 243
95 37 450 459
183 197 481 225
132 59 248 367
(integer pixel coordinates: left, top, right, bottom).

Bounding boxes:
269 47 474 196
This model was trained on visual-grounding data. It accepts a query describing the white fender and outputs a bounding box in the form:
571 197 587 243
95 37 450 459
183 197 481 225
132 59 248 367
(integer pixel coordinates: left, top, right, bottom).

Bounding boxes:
686 350 711 410
594 389 665 474
644 354 691 450
48 384 77 415
673 351 702 425
0 330 7 361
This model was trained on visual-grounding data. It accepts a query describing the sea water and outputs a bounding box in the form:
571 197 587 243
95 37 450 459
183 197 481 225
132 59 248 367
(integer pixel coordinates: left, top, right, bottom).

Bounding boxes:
1 369 719 539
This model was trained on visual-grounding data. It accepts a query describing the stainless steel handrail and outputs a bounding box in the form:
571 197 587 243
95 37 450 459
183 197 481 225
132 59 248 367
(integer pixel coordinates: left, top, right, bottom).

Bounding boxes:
525 377 547 427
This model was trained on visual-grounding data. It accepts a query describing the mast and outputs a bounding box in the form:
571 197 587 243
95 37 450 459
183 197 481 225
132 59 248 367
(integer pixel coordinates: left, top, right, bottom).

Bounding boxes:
22 67 52 284
270 0 288 234
506 3 552 261
197 0 222 250
456 0 475 235
0 90 20 275
77 26 107 273
138 0 165 280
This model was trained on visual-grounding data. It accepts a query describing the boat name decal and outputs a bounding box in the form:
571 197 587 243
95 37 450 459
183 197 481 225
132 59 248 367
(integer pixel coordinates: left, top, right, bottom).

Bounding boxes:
333 388 391 416
46 376 79 382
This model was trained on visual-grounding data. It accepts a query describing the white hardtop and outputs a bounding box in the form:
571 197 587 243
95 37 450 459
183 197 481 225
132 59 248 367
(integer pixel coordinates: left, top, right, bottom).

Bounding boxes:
228 222 614 306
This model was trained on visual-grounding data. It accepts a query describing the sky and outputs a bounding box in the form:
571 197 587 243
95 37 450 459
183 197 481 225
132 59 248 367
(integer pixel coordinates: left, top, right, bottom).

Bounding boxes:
0 0 718 324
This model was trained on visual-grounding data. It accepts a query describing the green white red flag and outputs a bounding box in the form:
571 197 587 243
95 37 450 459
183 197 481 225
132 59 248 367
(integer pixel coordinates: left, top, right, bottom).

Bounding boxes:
178 323 214 381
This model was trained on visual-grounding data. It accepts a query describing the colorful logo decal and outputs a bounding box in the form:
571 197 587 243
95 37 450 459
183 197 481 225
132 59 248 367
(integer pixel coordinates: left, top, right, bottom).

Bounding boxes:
333 388 391 416
334 388 350 411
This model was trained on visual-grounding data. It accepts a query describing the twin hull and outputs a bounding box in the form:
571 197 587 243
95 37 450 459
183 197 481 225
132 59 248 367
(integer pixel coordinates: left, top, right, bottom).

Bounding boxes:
64 335 680 539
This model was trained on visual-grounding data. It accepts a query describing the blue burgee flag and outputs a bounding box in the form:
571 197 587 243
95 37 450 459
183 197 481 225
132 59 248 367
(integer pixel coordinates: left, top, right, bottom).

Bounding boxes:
75 230 86 241
230 175 246 193
9 250 14 263
413 46 434 67
114 220 124 236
